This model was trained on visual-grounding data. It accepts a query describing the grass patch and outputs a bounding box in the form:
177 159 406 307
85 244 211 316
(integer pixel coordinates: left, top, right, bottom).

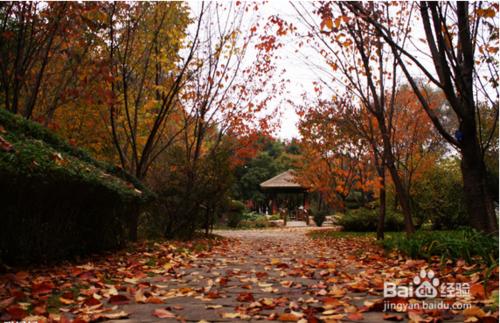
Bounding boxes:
309 228 498 266
382 229 498 266
308 230 376 239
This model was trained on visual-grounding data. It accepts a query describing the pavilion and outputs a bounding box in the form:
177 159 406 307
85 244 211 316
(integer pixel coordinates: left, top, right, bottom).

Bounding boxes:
259 169 310 224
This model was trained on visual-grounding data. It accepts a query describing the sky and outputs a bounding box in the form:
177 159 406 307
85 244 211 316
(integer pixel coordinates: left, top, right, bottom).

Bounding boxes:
206 1 437 140
187 1 321 140
262 2 316 139
245 1 436 140
185 1 498 141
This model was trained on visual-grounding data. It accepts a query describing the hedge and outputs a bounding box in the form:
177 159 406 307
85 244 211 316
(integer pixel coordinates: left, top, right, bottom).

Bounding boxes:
338 207 404 232
0 109 153 264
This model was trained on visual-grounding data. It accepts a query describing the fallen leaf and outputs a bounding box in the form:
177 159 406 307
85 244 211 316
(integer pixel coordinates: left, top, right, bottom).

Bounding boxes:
134 289 147 303
84 297 101 307
278 312 300 321
108 294 130 305
363 298 384 312
95 311 129 320
383 313 404 321
0 297 16 310
22 315 47 323
463 306 486 318
6 306 27 320
222 312 241 319
347 312 363 320
146 296 164 304
153 308 176 318
470 284 486 299
236 292 255 302
206 291 220 299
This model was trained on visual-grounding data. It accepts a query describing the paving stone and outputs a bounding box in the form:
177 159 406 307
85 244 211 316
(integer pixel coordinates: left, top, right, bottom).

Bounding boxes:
101 228 468 322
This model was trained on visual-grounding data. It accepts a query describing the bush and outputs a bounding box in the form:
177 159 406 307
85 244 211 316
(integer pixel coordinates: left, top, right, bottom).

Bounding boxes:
242 211 260 221
313 209 328 227
383 229 499 266
240 215 271 228
338 207 404 232
0 109 151 264
409 159 467 229
226 200 246 228
269 214 281 221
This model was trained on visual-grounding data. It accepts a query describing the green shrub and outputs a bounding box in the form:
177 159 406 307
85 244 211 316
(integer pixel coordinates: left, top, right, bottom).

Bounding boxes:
240 215 271 228
313 209 327 227
409 159 467 229
242 211 260 221
383 229 499 266
308 230 374 239
0 109 151 264
254 216 270 228
226 200 246 228
338 207 404 232
269 214 281 221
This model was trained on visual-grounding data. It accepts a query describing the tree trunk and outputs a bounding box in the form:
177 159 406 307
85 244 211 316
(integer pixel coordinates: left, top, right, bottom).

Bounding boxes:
386 162 415 235
460 120 498 233
376 166 386 240
380 120 415 236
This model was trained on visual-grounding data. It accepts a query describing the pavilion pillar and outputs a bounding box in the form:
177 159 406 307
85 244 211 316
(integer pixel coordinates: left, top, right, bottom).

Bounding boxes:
271 193 278 214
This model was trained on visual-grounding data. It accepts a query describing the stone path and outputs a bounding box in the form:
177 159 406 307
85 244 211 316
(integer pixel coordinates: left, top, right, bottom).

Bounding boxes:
283 221 308 227
107 228 465 323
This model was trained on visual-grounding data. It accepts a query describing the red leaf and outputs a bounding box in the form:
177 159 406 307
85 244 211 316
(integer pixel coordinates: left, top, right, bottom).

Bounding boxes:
347 312 364 321
471 283 486 299
207 291 221 299
60 291 74 301
84 297 101 307
32 281 55 295
6 306 27 320
236 292 255 302
153 308 176 318
108 294 130 305
383 313 404 321
0 297 15 310
145 297 163 304
278 312 300 321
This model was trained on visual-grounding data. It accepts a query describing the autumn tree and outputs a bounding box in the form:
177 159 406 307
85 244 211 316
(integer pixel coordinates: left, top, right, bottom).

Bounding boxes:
344 1 499 233
390 86 445 216
0 2 102 120
322 96 388 239
147 2 287 238
291 2 418 235
104 2 192 181
296 97 378 211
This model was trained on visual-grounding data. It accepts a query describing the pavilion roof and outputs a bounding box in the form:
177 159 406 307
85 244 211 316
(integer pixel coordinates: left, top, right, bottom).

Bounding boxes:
259 169 305 190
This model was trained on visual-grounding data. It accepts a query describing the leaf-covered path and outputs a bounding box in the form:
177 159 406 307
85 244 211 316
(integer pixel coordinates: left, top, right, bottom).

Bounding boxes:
109 228 487 322
109 227 396 322
1 228 496 322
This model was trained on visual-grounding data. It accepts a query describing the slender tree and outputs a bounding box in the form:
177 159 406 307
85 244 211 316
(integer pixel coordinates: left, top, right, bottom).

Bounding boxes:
291 2 417 234
345 1 499 233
